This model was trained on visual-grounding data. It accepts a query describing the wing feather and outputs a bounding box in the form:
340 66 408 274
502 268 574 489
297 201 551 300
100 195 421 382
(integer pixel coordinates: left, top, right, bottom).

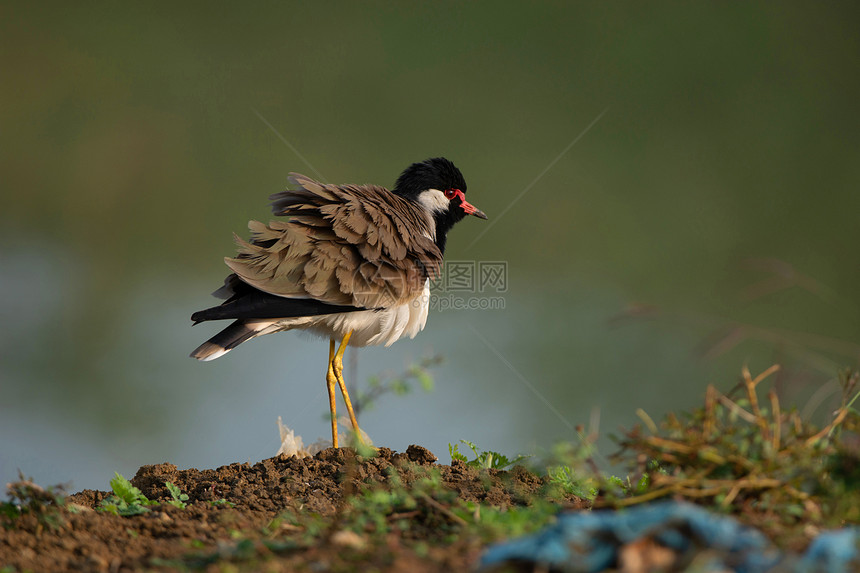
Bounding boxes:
225 173 441 309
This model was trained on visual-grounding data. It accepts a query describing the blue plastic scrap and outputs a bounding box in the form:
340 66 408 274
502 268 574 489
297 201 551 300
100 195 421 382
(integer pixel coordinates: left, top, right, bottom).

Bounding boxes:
480 501 860 573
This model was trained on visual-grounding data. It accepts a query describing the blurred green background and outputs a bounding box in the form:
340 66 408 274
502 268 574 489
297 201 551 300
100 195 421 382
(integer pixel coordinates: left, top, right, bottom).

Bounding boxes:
3 2 859 491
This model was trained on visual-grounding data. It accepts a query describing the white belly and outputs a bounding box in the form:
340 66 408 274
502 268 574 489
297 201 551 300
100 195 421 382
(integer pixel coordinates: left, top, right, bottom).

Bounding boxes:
274 279 431 347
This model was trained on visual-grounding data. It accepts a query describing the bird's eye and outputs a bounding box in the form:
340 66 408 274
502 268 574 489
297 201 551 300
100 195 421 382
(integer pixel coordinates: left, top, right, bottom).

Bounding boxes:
443 188 459 200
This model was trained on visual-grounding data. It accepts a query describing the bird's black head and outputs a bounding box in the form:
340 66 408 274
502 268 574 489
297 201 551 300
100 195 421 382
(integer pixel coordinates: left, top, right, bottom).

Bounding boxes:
394 157 467 199
393 157 487 253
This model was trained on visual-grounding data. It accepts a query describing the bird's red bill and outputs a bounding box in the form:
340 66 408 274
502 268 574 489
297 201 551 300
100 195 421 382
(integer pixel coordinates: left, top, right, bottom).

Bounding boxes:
453 190 488 219
461 200 487 219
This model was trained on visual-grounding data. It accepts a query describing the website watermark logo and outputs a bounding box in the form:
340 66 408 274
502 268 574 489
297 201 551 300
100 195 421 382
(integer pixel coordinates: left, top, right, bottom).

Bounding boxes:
429 260 507 311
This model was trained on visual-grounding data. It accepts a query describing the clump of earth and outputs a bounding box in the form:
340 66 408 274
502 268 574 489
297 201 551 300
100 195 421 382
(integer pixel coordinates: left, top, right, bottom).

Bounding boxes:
1 445 586 572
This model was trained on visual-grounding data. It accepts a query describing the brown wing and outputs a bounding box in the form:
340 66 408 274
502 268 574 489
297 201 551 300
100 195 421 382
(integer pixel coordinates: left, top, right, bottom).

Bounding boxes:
224 173 442 309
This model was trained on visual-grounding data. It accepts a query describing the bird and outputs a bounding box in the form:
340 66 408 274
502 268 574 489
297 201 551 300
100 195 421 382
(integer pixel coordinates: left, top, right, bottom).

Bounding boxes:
190 157 487 448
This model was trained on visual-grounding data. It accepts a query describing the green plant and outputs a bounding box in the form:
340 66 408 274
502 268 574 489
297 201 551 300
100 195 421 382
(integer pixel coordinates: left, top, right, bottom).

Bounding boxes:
545 464 597 500
165 481 189 509
208 498 235 507
454 500 560 542
98 473 156 516
449 440 530 470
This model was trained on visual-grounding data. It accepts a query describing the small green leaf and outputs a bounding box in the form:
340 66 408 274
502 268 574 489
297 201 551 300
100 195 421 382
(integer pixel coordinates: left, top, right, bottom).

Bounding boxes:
98 472 154 516
165 481 188 509
449 443 468 464
417 371 434 392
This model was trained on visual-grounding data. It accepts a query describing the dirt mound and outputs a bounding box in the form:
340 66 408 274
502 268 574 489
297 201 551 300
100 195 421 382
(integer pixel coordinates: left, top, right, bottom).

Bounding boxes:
1 445 584 572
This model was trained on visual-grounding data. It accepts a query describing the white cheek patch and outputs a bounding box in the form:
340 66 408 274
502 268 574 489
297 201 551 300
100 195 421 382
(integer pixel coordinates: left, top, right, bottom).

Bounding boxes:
417 188 450 214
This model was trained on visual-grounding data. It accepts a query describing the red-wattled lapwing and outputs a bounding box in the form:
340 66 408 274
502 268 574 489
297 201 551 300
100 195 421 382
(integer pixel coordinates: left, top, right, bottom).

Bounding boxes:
190 157 487 447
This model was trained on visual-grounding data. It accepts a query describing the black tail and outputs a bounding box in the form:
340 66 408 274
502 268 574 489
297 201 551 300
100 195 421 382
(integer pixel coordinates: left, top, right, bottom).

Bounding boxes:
191 273 361 324
190 274 362 360
190 320 271 361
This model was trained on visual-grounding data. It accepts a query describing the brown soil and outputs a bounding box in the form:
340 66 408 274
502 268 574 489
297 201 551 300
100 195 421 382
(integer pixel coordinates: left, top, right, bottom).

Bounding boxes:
1 445 586 572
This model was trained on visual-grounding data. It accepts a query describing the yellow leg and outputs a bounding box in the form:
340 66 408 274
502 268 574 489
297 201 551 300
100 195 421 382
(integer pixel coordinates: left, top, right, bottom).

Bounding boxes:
325 338 339 448
331 331 362 442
